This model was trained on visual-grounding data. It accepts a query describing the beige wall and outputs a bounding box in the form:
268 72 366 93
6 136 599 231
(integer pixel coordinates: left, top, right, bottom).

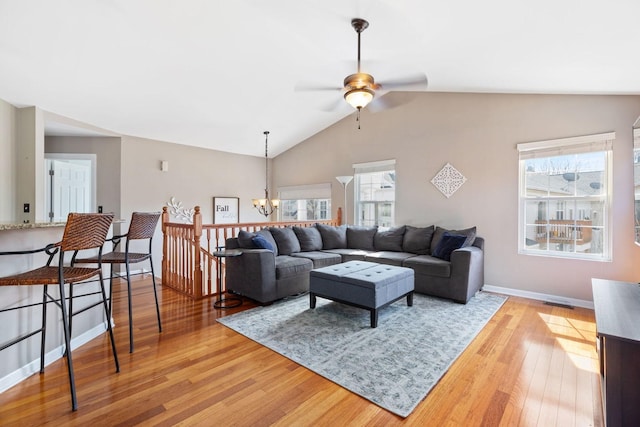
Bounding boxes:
274 92 640 302
16 106 45 223
0 99 16 222
118 135 273 271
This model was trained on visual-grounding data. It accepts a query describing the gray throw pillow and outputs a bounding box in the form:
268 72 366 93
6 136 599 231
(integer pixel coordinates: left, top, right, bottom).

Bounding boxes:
293 226 323 251
430 226 476 254
402 225 435 255
374 226 406 252
269 227 301 255
237 229 279 256
237 230 256 248
316 223 347 249
347 226 377 251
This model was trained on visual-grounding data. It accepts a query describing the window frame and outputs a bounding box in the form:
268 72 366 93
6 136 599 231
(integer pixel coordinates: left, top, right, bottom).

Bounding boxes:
277 183 331 222
353 159 396 227
517 132 614 261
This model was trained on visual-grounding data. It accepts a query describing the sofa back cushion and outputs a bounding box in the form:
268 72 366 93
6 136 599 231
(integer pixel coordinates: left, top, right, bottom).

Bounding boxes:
402 225 435 255
293 226 323 251
269 227 301 255
316 224 348 249
374 226 406 252
237 229 279 256
347 226 377 251
430 226 476 254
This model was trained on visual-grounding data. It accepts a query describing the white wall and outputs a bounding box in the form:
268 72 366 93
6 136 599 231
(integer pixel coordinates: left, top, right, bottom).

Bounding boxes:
273 92 640 302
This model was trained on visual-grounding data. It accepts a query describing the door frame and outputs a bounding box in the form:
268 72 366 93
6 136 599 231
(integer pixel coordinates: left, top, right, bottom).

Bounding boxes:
44 153 97 222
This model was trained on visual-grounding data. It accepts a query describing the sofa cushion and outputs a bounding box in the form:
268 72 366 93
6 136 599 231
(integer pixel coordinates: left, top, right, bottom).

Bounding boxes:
403 255 451 278
364 251 415 266
316 224 348 249
237 230 256 248
430 226 476 254
291 251 341 268
252 234 276 253
374 226 406 252
432 232 467 261
402 225 435 255
274 255 313 280
347 226 377 250
269 227 301 255
293 226 323 251
322 248 373 262
237 229 279 256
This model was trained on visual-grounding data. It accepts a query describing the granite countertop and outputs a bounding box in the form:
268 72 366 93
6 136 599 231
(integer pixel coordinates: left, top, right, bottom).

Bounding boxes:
0 222 67 231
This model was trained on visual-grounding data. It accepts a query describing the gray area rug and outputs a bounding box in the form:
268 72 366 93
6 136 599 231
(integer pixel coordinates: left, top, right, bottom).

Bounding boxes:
218 291 507 417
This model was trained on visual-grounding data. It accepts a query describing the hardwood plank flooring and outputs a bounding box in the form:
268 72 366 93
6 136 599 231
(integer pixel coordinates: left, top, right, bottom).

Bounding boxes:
0 275 603 426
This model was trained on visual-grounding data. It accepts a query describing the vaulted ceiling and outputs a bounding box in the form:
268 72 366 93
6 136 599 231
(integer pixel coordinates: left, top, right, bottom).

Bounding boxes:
1 0 639 157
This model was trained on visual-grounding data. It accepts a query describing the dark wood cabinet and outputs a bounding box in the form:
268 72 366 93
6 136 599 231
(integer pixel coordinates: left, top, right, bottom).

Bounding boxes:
592 278 640 426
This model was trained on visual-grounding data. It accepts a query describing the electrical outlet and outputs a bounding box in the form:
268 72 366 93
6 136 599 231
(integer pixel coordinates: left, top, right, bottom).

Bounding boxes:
98 206 103 213
23 203 29 213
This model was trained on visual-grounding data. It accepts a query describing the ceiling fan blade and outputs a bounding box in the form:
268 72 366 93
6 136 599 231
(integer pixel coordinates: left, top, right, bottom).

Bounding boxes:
368 92 419 113
319 96 351 113
377 73 428 91
295 82 343 92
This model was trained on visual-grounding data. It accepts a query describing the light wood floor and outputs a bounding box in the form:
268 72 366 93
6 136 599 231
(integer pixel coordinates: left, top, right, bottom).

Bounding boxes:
0 275 603 426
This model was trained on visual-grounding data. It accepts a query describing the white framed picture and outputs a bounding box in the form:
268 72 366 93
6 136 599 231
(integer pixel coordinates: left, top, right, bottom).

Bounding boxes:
213 197 239 224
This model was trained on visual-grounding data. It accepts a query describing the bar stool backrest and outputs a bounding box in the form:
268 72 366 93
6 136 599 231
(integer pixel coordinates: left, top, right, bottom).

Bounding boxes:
127 212 161 241
60 213 115 251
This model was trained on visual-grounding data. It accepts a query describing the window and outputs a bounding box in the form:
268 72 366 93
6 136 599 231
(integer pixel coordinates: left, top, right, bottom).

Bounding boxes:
354 159 396 227
517 132 614 260
277 183 331 221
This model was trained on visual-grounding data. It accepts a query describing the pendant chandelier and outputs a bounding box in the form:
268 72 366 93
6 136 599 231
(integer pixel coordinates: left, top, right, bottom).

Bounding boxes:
252 131 280 217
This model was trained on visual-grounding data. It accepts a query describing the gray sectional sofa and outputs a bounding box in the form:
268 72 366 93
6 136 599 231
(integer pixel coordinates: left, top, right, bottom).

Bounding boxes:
225 223 484 305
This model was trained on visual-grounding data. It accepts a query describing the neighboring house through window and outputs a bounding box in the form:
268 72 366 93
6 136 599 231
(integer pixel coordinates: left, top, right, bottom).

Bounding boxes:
354 159 396 227
517 132 614 260
277 183 331 221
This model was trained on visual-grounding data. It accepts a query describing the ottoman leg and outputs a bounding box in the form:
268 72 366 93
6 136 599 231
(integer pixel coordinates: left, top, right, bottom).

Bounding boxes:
407 291 414 307
370 309 378 328
310 293 317 309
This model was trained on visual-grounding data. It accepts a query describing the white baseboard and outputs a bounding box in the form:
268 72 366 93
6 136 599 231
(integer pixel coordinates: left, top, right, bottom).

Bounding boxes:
0 321 109 394
483 285 594 310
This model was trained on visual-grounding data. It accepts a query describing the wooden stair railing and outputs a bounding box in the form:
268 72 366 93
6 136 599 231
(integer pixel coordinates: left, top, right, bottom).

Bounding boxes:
161 206 341 299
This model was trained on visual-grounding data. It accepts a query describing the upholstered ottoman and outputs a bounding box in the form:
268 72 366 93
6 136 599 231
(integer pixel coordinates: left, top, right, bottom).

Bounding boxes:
309 261 414 328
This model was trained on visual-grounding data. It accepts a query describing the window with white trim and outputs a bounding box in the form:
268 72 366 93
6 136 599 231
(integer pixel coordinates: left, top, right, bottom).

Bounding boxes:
518 132 614 260
277 183 331 221
354 159 395 227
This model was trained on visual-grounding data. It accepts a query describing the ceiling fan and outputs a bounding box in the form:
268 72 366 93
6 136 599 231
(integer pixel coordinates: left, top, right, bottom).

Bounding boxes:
297 18 428 128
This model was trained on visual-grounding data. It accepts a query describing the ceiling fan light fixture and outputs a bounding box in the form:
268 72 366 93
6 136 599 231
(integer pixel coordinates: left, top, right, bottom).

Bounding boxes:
344 87 374 110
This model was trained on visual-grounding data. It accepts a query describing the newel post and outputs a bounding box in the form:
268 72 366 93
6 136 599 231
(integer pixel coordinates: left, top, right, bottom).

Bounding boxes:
193 206 203 298
337 207 343 225
161 206 169 283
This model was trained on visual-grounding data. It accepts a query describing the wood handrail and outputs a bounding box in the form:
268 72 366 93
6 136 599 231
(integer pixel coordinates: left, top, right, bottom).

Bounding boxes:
161 206 341 299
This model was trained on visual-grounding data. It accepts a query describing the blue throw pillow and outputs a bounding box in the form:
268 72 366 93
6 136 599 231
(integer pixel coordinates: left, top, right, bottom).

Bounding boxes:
252 234 275 252
432 232 467 261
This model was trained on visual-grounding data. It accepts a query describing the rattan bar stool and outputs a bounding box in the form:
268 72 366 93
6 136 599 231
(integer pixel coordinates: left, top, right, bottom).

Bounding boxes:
0 213 118 411
75 212 162 353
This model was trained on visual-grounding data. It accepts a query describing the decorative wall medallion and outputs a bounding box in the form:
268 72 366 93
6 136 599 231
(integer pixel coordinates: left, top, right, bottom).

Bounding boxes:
431 163 467 198
166 197 195 223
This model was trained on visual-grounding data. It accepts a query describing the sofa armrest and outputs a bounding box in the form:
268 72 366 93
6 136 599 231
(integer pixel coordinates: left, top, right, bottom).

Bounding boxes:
449 246 485 303
225 249 278 303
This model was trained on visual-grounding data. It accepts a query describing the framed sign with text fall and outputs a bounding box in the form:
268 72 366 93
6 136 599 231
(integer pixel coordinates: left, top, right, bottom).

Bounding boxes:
213 197 239 224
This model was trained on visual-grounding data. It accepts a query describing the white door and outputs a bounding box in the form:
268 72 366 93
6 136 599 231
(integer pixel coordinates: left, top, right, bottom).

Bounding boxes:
45 155 96 222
